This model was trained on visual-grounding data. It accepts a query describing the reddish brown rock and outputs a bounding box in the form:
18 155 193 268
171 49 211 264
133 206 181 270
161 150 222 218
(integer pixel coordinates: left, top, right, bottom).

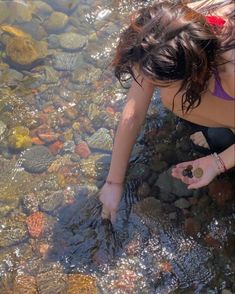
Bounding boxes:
31 136 44 145
184 217 201 237
208 179 234 206
204 234 222 250
26 211 45 238
75 141 91 158
48 140 64 155
105 106 115 116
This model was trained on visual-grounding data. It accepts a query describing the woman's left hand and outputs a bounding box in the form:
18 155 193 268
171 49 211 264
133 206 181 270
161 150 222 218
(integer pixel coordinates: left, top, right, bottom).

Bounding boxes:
171 155 220 189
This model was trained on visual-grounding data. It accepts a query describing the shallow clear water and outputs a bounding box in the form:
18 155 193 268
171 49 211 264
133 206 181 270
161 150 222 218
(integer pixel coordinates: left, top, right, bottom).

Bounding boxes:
0 0 234 293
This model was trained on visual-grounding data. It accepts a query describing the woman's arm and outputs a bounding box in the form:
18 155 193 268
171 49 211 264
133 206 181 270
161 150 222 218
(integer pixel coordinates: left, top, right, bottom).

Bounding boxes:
106 77 154 184
100 76 154 222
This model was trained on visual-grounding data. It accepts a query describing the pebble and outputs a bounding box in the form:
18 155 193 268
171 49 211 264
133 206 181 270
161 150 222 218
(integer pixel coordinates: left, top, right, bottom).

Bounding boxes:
0 2 9 23
174 198 191 209
44 11 69 32
58 32 88 51
75 141 91 158
21 146 55 173
53 52 83 71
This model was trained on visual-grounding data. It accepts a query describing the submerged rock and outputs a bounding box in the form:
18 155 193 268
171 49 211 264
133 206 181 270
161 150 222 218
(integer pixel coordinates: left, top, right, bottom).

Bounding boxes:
5 37 48 66
67 274 98 294
53 52 83 71
86 128 113 152
58 32 87 51
13 275 37 294
21 146 55 173
0 25 48 66
26 211 45 238
0 217 28 248
36 263 68 294
44 11 69 32
7 126 32 150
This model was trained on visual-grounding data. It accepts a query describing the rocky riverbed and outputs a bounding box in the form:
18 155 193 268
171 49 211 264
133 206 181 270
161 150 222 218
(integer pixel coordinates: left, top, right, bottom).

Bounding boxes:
0 0 234 293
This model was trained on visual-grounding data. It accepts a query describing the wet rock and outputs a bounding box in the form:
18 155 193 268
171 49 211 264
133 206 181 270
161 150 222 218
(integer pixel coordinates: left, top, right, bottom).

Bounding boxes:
58 32 87 51
36 264 68 294
0 2 9 23
208 179 234 206
44 11 69 32
75 141 91 158
71 66 102 84
22 193 40 214
21 146 55 173
0 217 28 248
13 275 37 294
127 163 150 180
137 182 151 200
45 0 78 13
7 126 32 150
174 198 191 209
53 52 83 71
0 68 24 87
4 28 48 66
80 154 105 179
86 128 113 152
0 120 7 138
155 167 193 197
39 191 64 213
33 1 53 17
67 273 98 294
9 1 33 23
48 34 60 49
26 211 45 238
19 21 47 41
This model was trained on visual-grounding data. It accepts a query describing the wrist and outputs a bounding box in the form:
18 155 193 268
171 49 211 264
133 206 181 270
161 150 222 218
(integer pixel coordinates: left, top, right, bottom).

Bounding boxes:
105 179 124 186
211 152 227 174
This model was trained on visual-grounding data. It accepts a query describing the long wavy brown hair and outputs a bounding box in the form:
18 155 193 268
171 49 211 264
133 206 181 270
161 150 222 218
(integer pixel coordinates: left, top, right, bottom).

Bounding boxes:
113 0 235 113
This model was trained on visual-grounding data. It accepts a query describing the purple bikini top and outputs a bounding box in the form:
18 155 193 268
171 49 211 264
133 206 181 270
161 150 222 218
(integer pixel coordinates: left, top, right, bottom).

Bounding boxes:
212 71 235 101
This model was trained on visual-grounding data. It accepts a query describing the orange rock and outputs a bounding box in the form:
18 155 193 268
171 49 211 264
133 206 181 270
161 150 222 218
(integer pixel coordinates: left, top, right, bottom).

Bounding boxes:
49 140 64 155
75 141 91 158
31 136 44 145
43 105 55 113
105 106 115 116
26 211 45 238
37 131 58 143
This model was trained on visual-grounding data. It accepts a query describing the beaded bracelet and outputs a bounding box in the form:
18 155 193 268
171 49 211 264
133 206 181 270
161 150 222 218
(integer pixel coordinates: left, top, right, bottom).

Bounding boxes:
211 152 227 173
106 180 124 186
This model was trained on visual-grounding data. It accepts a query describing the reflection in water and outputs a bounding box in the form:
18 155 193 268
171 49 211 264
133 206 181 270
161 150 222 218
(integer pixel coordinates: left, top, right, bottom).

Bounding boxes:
0 0 234 293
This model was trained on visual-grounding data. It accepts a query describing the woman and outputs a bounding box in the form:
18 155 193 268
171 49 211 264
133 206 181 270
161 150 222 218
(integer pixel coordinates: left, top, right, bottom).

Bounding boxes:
100 0 235 222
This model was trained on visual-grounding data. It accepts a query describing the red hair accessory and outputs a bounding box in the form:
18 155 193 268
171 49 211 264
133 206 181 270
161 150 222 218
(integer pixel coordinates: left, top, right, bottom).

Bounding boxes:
205 15 226 27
